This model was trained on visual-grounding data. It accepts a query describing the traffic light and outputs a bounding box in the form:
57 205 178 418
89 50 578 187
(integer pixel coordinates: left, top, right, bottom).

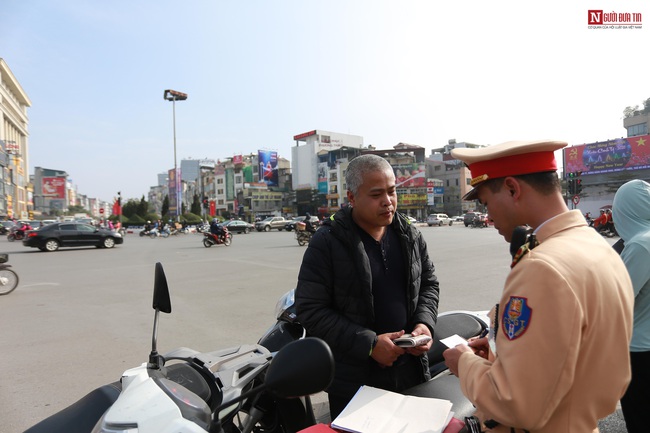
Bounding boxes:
575 178 583 195
568 178 575 195
203 197 209 208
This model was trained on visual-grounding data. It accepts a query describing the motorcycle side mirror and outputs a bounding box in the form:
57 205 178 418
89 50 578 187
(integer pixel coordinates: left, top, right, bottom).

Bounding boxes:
149 262 172 369
153 262 172 313
265 337 334 398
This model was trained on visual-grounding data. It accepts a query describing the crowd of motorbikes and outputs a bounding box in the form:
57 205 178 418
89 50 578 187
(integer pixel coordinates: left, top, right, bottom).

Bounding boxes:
25 262 488 433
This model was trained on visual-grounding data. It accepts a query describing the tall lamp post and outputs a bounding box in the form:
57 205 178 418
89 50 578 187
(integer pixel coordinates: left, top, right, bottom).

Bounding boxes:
163 89 188 222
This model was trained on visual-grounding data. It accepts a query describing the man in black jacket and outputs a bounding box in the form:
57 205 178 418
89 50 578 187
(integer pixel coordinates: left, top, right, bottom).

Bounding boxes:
295 154 440 418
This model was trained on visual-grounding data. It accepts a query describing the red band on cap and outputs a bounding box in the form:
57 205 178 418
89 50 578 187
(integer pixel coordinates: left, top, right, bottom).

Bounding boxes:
469 151 557 182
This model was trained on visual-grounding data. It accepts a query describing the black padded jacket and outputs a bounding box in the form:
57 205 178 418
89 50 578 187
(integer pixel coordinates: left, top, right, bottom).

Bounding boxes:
295 207 440 392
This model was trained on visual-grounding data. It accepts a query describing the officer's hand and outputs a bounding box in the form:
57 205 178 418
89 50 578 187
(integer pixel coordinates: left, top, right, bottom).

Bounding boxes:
467 337 489 359
443 344 474 376
371 331 406 367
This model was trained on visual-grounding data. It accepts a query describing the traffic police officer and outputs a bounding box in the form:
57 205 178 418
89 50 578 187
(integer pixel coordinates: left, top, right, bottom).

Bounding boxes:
443 140 633 433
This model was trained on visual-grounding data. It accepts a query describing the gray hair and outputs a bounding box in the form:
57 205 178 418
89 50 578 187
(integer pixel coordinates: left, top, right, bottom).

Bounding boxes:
346 154 393 195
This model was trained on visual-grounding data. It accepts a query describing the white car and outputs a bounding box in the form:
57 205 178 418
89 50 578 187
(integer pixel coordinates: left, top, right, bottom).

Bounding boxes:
427 213 453 226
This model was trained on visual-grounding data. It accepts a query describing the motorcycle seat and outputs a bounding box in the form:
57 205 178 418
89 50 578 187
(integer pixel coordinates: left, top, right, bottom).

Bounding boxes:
24 382 122 433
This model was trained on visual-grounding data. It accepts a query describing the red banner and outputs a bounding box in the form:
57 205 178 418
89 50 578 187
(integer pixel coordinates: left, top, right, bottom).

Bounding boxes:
112 200 122 216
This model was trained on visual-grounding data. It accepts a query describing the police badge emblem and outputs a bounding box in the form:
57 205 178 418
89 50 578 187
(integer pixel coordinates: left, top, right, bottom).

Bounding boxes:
502 296 532 340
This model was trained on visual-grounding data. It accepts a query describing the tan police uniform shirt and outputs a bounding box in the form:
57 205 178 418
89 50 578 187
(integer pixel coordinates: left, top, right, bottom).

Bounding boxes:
458 210 633 432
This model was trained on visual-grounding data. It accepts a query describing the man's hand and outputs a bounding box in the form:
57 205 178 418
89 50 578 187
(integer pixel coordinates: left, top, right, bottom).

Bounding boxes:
371 331 406 367
405 323 433 356
443 344 474 376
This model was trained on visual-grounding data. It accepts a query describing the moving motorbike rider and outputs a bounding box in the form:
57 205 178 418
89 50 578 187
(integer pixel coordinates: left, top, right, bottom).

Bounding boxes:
210 218 225 240
303 212 316 234
16 221 33 238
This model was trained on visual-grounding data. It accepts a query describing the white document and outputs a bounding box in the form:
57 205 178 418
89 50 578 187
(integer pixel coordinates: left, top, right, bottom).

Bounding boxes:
331 385 453 433
440 334 468 348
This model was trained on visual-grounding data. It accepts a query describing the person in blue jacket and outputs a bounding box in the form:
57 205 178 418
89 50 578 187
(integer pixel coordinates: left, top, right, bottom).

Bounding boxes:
613 179 650 433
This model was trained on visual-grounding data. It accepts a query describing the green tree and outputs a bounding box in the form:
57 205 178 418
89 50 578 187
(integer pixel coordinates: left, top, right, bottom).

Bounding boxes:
137 195 148 217
161 195 169 217
623 97 650 118
122 199 139 218
191 194 201 215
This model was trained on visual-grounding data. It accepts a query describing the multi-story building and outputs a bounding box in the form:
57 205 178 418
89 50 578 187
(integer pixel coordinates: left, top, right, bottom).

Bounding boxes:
0 58 32 219
32 166 69 215
292 130 364 191
427 139 483 217
624 110 649 138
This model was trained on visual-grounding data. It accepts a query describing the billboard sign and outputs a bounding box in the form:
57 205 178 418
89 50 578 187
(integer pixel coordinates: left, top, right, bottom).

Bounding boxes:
258 150 278 187
42 177 66 198
564 135 650 175
393 163 426 188
318 162 328 194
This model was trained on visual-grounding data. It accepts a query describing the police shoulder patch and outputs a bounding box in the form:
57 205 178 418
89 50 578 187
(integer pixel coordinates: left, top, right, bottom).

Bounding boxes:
502 296 532 341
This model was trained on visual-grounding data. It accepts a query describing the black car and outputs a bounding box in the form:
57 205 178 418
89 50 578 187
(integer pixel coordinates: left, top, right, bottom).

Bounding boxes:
222 220 254 234
22 222 124 252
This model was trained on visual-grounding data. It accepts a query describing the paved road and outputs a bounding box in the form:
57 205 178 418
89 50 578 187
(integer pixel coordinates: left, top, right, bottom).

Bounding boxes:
0 224 627 432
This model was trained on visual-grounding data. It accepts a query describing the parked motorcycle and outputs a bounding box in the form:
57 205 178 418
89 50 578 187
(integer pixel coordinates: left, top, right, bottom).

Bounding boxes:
203 229 232 247
196 222 210 234
149 227 171 239
0 253 19 296
25 263 335 433
260 289 490 423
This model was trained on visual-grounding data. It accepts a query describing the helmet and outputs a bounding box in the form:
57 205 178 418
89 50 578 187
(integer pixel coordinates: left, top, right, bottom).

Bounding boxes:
212 218 218 223
305 212 311 217
147 220 151 223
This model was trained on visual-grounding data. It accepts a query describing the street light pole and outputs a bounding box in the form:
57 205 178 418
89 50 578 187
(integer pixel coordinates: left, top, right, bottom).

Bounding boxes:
164 89 187 222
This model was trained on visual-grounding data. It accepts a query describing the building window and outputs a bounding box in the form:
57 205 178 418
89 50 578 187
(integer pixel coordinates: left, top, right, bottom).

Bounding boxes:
628 123 648 137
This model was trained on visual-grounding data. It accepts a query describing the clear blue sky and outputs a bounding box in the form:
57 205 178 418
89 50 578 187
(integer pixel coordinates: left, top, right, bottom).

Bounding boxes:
2 0 648 202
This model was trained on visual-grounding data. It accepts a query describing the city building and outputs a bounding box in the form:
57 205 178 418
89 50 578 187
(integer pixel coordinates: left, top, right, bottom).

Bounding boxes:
427 139 484 217
291 130 364 191
32 166 69 215
0 58 32 219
